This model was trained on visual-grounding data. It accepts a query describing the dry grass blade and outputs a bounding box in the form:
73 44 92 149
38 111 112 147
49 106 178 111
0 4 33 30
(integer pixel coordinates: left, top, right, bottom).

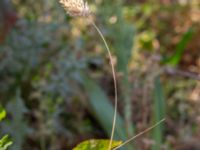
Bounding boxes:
113 118 166 150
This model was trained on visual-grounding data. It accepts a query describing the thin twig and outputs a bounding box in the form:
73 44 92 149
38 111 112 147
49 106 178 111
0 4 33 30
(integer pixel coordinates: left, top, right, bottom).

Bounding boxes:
165 67 200 81
113 118 166 150
91 21 118 150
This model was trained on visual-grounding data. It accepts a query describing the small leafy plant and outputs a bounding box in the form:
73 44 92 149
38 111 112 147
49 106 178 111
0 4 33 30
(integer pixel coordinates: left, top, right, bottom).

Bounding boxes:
0 106 12 150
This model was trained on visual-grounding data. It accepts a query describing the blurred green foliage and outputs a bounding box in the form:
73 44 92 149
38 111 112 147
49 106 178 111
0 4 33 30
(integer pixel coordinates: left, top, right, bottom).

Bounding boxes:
0 107 6 121
0 135 12 150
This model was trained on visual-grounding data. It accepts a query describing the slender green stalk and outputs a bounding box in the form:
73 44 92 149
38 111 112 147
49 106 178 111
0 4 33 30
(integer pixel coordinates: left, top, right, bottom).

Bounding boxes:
91 21 118 150
113 118 165 150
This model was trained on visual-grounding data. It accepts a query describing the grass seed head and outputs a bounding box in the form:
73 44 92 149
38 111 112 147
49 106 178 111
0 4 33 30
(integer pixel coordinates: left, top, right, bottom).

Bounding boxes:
59 0 90 17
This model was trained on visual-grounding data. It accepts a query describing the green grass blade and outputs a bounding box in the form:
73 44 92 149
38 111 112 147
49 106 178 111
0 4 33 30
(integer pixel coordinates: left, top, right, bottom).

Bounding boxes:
151 77 166 150
82 74 126 140
163 28 194 66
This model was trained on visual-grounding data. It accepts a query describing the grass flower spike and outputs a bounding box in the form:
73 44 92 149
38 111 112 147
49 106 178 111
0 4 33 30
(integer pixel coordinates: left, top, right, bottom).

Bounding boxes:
59 0 90 17
59 1 118 150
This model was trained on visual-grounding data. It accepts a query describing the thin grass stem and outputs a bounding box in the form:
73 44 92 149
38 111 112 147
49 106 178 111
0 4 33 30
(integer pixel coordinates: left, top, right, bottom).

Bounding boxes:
91 21 118 150
113 118 166 150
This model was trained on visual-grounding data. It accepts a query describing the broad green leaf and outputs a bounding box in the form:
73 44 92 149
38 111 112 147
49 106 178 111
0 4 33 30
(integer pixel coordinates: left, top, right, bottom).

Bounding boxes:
73 139 122 150
0 106 6 121
0 135 13 150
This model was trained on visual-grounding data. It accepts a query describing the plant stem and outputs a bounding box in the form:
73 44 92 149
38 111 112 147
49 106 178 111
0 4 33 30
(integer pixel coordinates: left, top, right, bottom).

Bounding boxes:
91 21 118 150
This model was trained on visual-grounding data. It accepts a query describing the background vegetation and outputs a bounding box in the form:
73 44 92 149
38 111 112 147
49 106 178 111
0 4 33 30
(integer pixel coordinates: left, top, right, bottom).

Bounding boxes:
0 0 200 149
